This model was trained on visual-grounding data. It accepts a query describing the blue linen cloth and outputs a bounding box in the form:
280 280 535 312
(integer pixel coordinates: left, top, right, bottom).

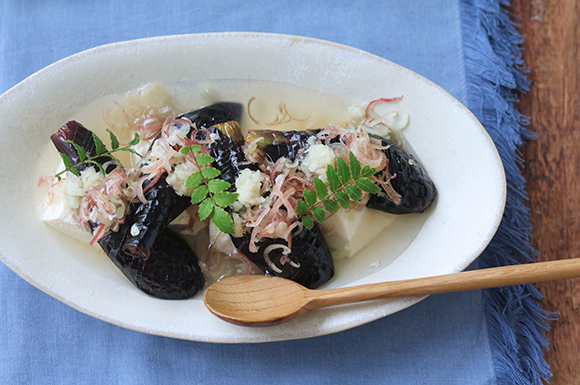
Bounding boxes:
0 0 548 384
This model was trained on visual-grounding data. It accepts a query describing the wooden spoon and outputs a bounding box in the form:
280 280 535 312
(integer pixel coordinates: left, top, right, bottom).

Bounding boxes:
204 258 580 326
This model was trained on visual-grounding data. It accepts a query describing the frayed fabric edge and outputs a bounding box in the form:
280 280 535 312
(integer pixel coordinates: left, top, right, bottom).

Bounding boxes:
459 0 556 384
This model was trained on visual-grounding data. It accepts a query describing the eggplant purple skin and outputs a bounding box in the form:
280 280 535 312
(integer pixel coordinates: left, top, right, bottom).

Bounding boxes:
122 177 191 259
124 103 248 256
50 121 115 173
179 103 258 188
49 105 340 296
97 207 204 299
205 123 258 188
50 120 204 299
231 225 335 289
245 129 437 214
249 130 315 164
177 108 335 289
366 135 436 214
177 102 243 130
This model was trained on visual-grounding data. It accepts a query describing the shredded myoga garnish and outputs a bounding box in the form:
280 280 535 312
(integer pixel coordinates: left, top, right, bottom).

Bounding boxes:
40 84 436 298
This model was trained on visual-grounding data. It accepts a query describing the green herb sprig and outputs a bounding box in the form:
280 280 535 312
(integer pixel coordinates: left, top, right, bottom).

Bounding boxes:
56 130 141 180
182 145 239 234
296 152 381 229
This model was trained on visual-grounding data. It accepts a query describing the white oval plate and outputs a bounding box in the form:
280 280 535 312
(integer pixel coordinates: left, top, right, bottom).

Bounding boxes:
0 33 505 343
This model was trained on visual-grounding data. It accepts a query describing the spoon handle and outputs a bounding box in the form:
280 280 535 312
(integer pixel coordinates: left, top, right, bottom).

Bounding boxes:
307 258 580 309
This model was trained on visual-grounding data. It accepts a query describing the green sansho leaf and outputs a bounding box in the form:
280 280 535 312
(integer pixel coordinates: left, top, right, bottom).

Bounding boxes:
313 177 328 199
75 145 87 161
213 191 239 207
296 199 309 216
336 157 350 184
190 144 202 153
303 189 317 207
349 152 361 179
185 172 203 189
69 167 80 177
355 178 381 194
334 191 351 209
301 215 314 230
107 129 120 150
180 146 190 155
212 207 236 234
312 206 326 224
92 132 107 155
207 179 231 193
201 166 221 179
326 165 340 192
196 153 215 166
345 184 362 202
323 199 339 214
55 129 144 181
65 140 87 162
197 198 214 221
60 153 72 169
127 132 140 146
190 185 208 204
118 148 143 157
361 165 376 178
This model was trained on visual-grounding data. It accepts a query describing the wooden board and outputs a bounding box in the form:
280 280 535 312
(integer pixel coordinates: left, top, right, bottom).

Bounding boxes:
509 0 580 383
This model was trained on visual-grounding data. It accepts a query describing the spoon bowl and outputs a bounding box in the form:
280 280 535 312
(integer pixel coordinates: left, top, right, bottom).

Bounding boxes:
204 275 310 326
204 258 580 326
